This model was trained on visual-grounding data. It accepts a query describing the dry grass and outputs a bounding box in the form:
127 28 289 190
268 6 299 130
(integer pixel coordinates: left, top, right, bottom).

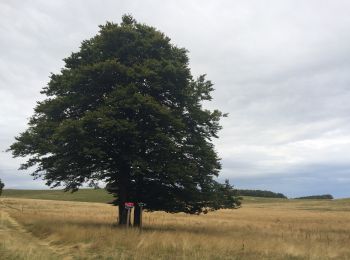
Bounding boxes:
1 198 350 259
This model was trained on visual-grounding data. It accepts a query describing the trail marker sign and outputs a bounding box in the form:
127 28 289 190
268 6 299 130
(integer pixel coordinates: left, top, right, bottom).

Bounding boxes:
125 202 134 209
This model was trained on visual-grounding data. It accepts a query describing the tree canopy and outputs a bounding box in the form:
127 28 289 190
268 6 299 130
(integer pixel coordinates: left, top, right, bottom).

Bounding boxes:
8 15 240 225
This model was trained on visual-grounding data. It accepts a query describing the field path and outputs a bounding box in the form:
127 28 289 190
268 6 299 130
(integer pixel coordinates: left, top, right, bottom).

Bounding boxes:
0 206 74 260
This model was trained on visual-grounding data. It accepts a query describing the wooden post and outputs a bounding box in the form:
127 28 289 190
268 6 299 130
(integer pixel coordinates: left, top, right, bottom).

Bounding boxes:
139 205 143 229
124 202 134 228
137 202 146 230
126 208 130 229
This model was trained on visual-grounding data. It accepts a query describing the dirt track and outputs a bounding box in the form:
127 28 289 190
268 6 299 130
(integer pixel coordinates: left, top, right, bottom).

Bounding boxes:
0 202 73 260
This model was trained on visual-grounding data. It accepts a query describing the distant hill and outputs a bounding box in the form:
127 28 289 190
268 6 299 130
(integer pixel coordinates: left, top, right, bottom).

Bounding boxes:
294 194 334 200
237 189 287 199
1 189 114 203
2 188 289 203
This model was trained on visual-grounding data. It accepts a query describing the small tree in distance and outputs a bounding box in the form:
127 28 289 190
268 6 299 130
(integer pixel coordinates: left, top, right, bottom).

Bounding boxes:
9 15 240 226
0 179 4 196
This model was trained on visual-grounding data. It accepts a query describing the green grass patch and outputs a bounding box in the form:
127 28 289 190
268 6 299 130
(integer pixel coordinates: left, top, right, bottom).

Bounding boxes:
240 196 289 203
2 189 114 203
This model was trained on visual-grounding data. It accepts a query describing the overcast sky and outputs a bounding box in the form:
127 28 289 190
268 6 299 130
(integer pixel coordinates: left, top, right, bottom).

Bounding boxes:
1 0 350 198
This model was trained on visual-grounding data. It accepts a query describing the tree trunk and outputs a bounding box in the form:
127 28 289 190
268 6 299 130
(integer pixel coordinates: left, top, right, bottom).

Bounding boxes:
118 204 128 225
134 205 141 227
134 173 143 227
118 162 130 226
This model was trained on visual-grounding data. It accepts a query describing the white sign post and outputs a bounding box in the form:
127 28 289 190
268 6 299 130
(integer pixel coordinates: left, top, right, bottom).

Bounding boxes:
124 202 134 228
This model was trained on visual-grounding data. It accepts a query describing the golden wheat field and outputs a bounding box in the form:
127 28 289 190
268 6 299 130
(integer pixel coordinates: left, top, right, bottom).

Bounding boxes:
1 197 350 260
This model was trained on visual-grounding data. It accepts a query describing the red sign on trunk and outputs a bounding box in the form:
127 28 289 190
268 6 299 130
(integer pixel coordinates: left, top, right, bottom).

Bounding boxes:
125 202 134 208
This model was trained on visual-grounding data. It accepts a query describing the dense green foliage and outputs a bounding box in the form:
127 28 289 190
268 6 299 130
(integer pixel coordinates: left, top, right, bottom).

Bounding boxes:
295 194 334 200
8 15 239 224
207 180 241 211
238 189 287 199
0 179 4 196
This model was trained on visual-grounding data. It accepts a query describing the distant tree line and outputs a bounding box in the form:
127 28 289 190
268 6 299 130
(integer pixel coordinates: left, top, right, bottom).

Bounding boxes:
237 189 287 198
294 194 333 200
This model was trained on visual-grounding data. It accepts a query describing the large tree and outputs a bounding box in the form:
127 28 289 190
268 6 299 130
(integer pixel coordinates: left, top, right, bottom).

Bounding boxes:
9 15 239 225
0 179 4 196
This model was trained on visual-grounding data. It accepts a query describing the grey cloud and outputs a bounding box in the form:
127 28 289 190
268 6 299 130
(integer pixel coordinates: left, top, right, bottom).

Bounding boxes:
1 0 350 197
225 162 350 198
